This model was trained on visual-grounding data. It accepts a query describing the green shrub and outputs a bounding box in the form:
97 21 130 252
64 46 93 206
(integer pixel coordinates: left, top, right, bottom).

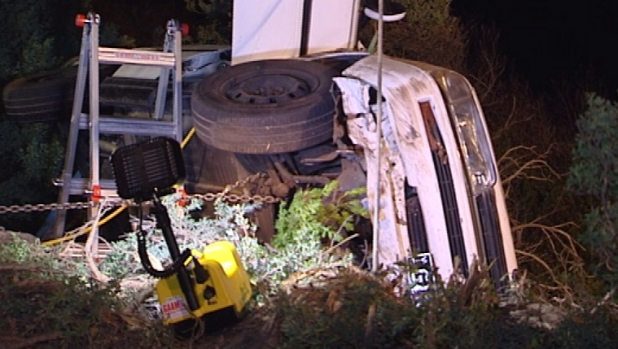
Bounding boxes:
361 0 466 71
183 0 232 44
0 0 83 234
100 195 264 280
273 266 553 349
102 183 363 294
0 122 63 233
568 93 618 286
0 233 175 348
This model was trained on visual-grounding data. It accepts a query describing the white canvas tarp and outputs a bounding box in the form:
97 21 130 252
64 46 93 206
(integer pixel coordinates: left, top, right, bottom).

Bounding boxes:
232 0 361 65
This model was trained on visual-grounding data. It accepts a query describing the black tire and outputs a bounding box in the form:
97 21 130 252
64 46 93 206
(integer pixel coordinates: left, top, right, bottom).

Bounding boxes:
3 67 77 123
3 64 118 123
191 59 337 154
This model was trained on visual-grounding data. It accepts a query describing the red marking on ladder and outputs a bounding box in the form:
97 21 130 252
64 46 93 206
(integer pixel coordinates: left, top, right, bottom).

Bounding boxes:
181 23 190 36
177 188 189 207
75 14 87 28
91 185 101 203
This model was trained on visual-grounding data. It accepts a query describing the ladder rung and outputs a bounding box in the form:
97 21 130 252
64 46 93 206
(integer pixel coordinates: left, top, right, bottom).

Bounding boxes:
79 113 178 137
98 47 175 67
66 178 118 197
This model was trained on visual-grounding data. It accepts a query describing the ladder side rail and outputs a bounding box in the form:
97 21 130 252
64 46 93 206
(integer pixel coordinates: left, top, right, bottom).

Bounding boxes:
53 16 93 238
172 22 183 143
153 65 171 120
153 20 180 122
152 26 172 121
88 13 102 251
89 13 101 201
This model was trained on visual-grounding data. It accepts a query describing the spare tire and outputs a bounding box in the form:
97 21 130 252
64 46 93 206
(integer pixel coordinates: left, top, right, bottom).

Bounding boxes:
3 67 77 123
191 59 337 154
3 63 118 123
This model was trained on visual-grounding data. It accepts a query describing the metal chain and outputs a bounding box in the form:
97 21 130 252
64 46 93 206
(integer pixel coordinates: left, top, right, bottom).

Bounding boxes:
0 173 280 215
193 172 280 204
195 192 279 204
0 202 95 214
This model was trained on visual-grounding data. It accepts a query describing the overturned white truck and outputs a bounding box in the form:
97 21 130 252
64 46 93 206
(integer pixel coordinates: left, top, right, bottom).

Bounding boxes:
0 0 516 287
185 0 518 288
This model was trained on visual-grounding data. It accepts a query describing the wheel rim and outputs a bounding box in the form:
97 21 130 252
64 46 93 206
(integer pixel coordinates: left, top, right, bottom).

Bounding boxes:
225 73 312 104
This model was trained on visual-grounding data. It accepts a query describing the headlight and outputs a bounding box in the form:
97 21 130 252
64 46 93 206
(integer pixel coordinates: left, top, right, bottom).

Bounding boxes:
432 70 497 195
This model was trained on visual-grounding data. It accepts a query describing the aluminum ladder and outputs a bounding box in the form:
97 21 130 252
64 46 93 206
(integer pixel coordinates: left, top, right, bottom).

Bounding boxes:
51 12 186 239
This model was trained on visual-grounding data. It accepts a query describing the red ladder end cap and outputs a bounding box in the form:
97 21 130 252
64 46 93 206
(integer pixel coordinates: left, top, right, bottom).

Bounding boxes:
75 14 87 27
181 23 190 36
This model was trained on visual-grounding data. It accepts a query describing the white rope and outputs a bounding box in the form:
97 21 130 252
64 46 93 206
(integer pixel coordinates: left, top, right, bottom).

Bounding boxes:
85 199 112 284
371 0 385 273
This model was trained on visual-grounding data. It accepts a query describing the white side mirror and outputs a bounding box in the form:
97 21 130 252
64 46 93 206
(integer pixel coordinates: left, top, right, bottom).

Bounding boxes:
363 0 406 22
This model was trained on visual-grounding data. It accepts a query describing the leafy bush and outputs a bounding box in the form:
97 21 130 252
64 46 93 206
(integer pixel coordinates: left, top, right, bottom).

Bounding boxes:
275 181 367 247
100 195 263 279
274 266 543 349
568 93 618 286
363 0 466 71
0 0 83 234
0 122 64 233
101 183 363 294
0 233 175 348
0 0 85 83
183 0 232 44
272 263 618 349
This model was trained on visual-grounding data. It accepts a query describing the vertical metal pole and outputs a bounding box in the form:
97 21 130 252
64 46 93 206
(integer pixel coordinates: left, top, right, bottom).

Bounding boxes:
153 21 173 121
371 0 384 273
349 0 362 49
172 22 183 142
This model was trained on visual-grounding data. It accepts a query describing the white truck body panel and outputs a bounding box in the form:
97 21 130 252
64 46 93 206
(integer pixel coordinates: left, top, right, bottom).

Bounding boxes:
336 55 515 280
231 0 360 65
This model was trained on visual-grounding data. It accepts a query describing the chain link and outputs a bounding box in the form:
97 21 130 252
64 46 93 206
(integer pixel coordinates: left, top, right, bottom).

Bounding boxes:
193 172 280 204
0 201 96 214
196 192 279 204
0 173 280 215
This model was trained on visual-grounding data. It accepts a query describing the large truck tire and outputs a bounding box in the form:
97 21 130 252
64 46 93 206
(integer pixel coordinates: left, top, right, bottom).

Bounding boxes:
3 68 77 123
3 63 118 123
191 59 337 154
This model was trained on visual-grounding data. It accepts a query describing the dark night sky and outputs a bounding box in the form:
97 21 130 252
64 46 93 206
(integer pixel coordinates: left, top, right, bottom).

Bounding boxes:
454 0 618 91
